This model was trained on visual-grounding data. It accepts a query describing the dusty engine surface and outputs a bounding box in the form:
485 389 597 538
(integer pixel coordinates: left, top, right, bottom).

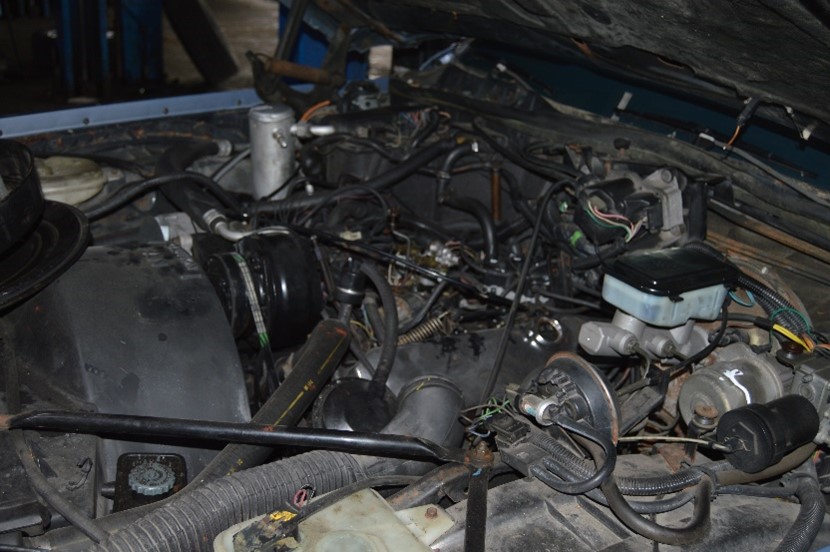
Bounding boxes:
1 55 830 552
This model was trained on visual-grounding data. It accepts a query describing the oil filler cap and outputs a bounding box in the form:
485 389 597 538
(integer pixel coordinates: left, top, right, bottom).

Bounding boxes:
128 462 176 496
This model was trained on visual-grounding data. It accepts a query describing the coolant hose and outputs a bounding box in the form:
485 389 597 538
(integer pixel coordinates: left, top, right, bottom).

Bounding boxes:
442 193 498 262
601 474 714 545
360 263 399 387
155 141 221 176
196 318 350 483
775 476 826 552
153 141 244 227
436 142 479 185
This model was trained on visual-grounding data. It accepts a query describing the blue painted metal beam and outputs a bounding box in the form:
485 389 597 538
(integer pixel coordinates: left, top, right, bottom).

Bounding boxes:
0 89 263 138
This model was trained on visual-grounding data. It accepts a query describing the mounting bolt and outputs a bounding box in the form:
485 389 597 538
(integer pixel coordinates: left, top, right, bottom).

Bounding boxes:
425 506 438 519
694 403 719 421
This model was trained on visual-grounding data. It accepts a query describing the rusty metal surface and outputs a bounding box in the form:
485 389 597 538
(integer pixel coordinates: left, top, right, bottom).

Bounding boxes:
323 0 405 42
709 200 830 265
264 59 344 86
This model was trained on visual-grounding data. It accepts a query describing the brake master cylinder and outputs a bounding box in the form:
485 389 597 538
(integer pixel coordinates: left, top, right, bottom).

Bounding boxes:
578 247 739 358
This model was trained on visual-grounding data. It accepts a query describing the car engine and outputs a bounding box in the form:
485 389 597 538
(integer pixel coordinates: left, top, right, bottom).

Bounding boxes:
1 45 829 552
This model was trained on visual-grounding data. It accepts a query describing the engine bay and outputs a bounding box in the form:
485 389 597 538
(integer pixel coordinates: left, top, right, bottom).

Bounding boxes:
1 47 830 552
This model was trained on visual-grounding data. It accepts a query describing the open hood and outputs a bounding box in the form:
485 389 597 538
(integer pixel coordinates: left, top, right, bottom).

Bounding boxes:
341 0 830 127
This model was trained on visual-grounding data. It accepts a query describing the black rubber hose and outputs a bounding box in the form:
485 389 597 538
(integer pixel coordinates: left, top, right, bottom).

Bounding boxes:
253 138 457 217
601 474 714 545
296 184 389 226
155 141 247 228
83 171 244 221
91 450 369 552
437 142 478 181
717 484 798 499
585 487 695 514
363 293 386 342
399 281 449 334
155 141 219 175
360 263 399 387
340 137 455 193
9 431 108 544
775 476 826 552
195 318 351 483
442 193 498 262
411 110 440 149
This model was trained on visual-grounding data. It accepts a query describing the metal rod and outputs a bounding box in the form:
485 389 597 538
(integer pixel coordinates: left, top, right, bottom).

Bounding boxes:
276 0 312 60
4 410 467 464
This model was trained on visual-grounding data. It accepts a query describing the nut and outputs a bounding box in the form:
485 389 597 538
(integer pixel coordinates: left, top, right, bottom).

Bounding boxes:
693 403 719 420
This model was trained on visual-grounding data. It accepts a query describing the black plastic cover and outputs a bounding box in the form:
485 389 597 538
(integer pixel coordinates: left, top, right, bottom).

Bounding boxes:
717 395 819 473
604 247 739 297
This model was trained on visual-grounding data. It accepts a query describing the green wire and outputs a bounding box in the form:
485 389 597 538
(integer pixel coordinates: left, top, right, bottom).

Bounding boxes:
770 307 812 332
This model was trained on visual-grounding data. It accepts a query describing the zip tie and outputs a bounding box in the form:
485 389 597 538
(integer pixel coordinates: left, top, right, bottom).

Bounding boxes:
231 253 270 348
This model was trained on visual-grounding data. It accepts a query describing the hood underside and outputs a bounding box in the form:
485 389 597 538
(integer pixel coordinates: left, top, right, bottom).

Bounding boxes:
348 0 830 126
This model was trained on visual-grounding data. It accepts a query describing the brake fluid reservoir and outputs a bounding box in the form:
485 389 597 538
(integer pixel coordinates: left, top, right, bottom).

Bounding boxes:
36 156 106 205
248 104 295 199
213 489 454 552
601 247 739 327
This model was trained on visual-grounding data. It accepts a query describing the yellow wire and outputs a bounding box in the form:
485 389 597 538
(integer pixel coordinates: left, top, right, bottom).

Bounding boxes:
350 320 374 340
772 324 810 350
